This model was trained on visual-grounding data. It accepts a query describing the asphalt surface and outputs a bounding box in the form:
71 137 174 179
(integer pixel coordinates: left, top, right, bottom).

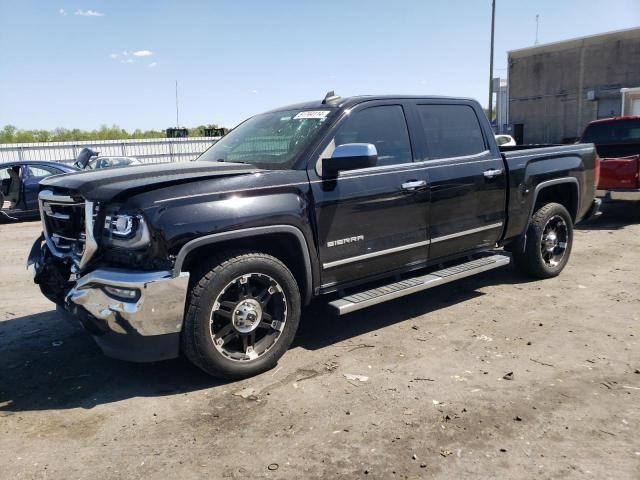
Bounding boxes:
1 200 639 479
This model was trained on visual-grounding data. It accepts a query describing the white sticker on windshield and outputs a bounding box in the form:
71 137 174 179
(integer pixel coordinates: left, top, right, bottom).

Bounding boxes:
293 110 331 120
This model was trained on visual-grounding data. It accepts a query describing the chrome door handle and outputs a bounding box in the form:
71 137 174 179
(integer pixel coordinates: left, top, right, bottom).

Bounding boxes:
483 168 503 179
401 180 427 191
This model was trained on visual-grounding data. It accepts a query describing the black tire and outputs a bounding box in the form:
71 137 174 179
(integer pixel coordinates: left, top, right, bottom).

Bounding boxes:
182 250 301 379
512 202 574 278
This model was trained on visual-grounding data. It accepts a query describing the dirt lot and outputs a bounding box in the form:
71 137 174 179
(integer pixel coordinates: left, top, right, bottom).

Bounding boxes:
1 201 639 480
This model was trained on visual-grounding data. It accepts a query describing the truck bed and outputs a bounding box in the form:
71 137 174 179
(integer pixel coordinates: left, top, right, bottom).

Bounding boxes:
500 143 598 242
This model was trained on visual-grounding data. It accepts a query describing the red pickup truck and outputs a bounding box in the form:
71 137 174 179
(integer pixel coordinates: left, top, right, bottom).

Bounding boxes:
580 116 640 197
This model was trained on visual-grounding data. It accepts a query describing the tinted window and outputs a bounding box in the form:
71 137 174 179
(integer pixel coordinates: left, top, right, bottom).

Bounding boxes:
334 105 412 166
28 166 60 178
582 119 640 144
417 105 486 159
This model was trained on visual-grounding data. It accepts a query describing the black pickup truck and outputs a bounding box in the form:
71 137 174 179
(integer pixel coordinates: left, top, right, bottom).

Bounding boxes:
28 94 601 379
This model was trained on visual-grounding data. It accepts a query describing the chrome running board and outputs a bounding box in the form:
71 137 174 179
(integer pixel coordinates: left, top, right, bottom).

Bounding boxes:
328 254 511 315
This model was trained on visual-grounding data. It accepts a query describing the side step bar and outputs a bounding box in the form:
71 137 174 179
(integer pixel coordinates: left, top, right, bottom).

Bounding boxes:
328 254 511 315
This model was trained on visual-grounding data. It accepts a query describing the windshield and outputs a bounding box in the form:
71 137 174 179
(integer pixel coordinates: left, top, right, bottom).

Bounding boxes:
582 119 640 144
197 109 335 169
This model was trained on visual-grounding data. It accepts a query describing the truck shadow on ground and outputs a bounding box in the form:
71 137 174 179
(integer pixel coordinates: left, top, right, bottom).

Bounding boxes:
0 309 218 413
0 264 533 413
294 265 533 352
577 198 640 231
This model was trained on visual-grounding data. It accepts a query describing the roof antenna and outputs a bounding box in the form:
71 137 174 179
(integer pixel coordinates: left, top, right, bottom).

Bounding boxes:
322 90 341 105
535 14 540 45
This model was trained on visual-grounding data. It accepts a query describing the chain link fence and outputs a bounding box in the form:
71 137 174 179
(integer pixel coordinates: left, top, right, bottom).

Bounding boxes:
0 137 220 165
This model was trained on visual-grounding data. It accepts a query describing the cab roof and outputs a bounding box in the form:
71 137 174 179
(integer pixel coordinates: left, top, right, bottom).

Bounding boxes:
265 95 478 113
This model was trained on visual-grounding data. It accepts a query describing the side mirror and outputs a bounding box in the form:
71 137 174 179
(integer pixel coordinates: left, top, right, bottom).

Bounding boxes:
322 143 378 176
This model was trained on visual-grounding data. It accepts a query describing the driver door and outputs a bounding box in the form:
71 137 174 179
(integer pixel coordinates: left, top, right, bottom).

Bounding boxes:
1 165 24 211
0 168 11 205
308 102 430 290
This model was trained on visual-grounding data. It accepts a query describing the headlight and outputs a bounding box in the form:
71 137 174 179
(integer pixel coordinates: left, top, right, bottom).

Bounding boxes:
103 211 151 249
113 215 136 237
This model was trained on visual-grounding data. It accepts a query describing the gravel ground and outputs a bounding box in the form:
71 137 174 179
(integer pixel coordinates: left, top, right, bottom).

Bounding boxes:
1 200 639 479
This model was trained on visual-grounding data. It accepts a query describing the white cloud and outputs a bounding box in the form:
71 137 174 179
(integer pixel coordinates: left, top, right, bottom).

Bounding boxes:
251 89 258 94
59 8 67 16
110 50 157 64
75 9 105 17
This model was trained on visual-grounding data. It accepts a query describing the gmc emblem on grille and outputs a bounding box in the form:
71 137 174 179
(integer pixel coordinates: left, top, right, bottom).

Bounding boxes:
327 235 364 248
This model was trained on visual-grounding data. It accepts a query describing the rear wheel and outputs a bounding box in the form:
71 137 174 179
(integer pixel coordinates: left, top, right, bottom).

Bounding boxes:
513 202 573 278
182 251 301 379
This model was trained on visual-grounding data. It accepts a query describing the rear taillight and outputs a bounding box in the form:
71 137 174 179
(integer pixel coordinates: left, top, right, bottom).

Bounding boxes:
594 156 601 189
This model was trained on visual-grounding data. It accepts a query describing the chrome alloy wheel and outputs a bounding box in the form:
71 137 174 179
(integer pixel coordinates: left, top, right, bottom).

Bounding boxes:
210 273 287 362
540 214 568 267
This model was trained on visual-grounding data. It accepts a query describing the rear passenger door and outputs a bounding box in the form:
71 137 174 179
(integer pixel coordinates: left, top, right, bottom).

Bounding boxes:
309 102 429 289
413 102 506 259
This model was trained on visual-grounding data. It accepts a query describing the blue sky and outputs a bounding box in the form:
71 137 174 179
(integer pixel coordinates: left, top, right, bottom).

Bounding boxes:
1 0 638 131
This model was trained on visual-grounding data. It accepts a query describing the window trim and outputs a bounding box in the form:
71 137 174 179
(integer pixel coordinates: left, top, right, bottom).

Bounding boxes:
412 149 492 168
415 103 489 162
313 102 416 176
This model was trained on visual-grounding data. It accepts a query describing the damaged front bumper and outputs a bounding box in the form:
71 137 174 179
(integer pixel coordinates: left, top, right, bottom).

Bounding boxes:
28 239 190 362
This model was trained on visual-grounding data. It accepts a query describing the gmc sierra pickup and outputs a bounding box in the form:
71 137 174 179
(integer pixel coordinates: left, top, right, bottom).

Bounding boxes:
28 94 601 379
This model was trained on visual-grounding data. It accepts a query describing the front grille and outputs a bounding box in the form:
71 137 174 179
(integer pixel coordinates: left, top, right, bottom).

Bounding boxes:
43 201 85 253
39 190 98 269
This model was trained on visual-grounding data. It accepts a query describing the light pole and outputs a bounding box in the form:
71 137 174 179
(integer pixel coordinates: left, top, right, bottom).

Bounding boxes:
488 0 496 124
175 80 180 128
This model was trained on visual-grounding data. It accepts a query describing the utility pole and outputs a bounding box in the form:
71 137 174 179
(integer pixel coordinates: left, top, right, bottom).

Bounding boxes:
535 14 540 45
175 80 180 128
488 0 496 124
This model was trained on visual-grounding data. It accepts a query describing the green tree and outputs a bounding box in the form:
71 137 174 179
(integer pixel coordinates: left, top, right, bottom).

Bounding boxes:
483 108 496 122
33 130 51 142
0 123 221 144
14 130 36 143
190 124 220 137
0 125 17 143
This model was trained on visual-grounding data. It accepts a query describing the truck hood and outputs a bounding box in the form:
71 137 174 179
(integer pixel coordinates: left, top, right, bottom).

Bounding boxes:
40 161 261 202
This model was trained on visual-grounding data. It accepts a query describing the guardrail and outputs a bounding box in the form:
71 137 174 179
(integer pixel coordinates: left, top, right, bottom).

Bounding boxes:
0 137 220 165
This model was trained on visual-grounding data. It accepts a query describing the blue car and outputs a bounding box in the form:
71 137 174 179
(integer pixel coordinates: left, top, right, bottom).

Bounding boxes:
0 161 77 221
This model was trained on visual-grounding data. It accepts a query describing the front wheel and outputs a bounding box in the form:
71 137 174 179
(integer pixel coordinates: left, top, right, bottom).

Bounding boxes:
182 251 301 379
512 202 574 278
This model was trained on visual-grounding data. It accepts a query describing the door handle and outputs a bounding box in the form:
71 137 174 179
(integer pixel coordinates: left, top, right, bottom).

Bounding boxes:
401 180 427 191
483 168 503 179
